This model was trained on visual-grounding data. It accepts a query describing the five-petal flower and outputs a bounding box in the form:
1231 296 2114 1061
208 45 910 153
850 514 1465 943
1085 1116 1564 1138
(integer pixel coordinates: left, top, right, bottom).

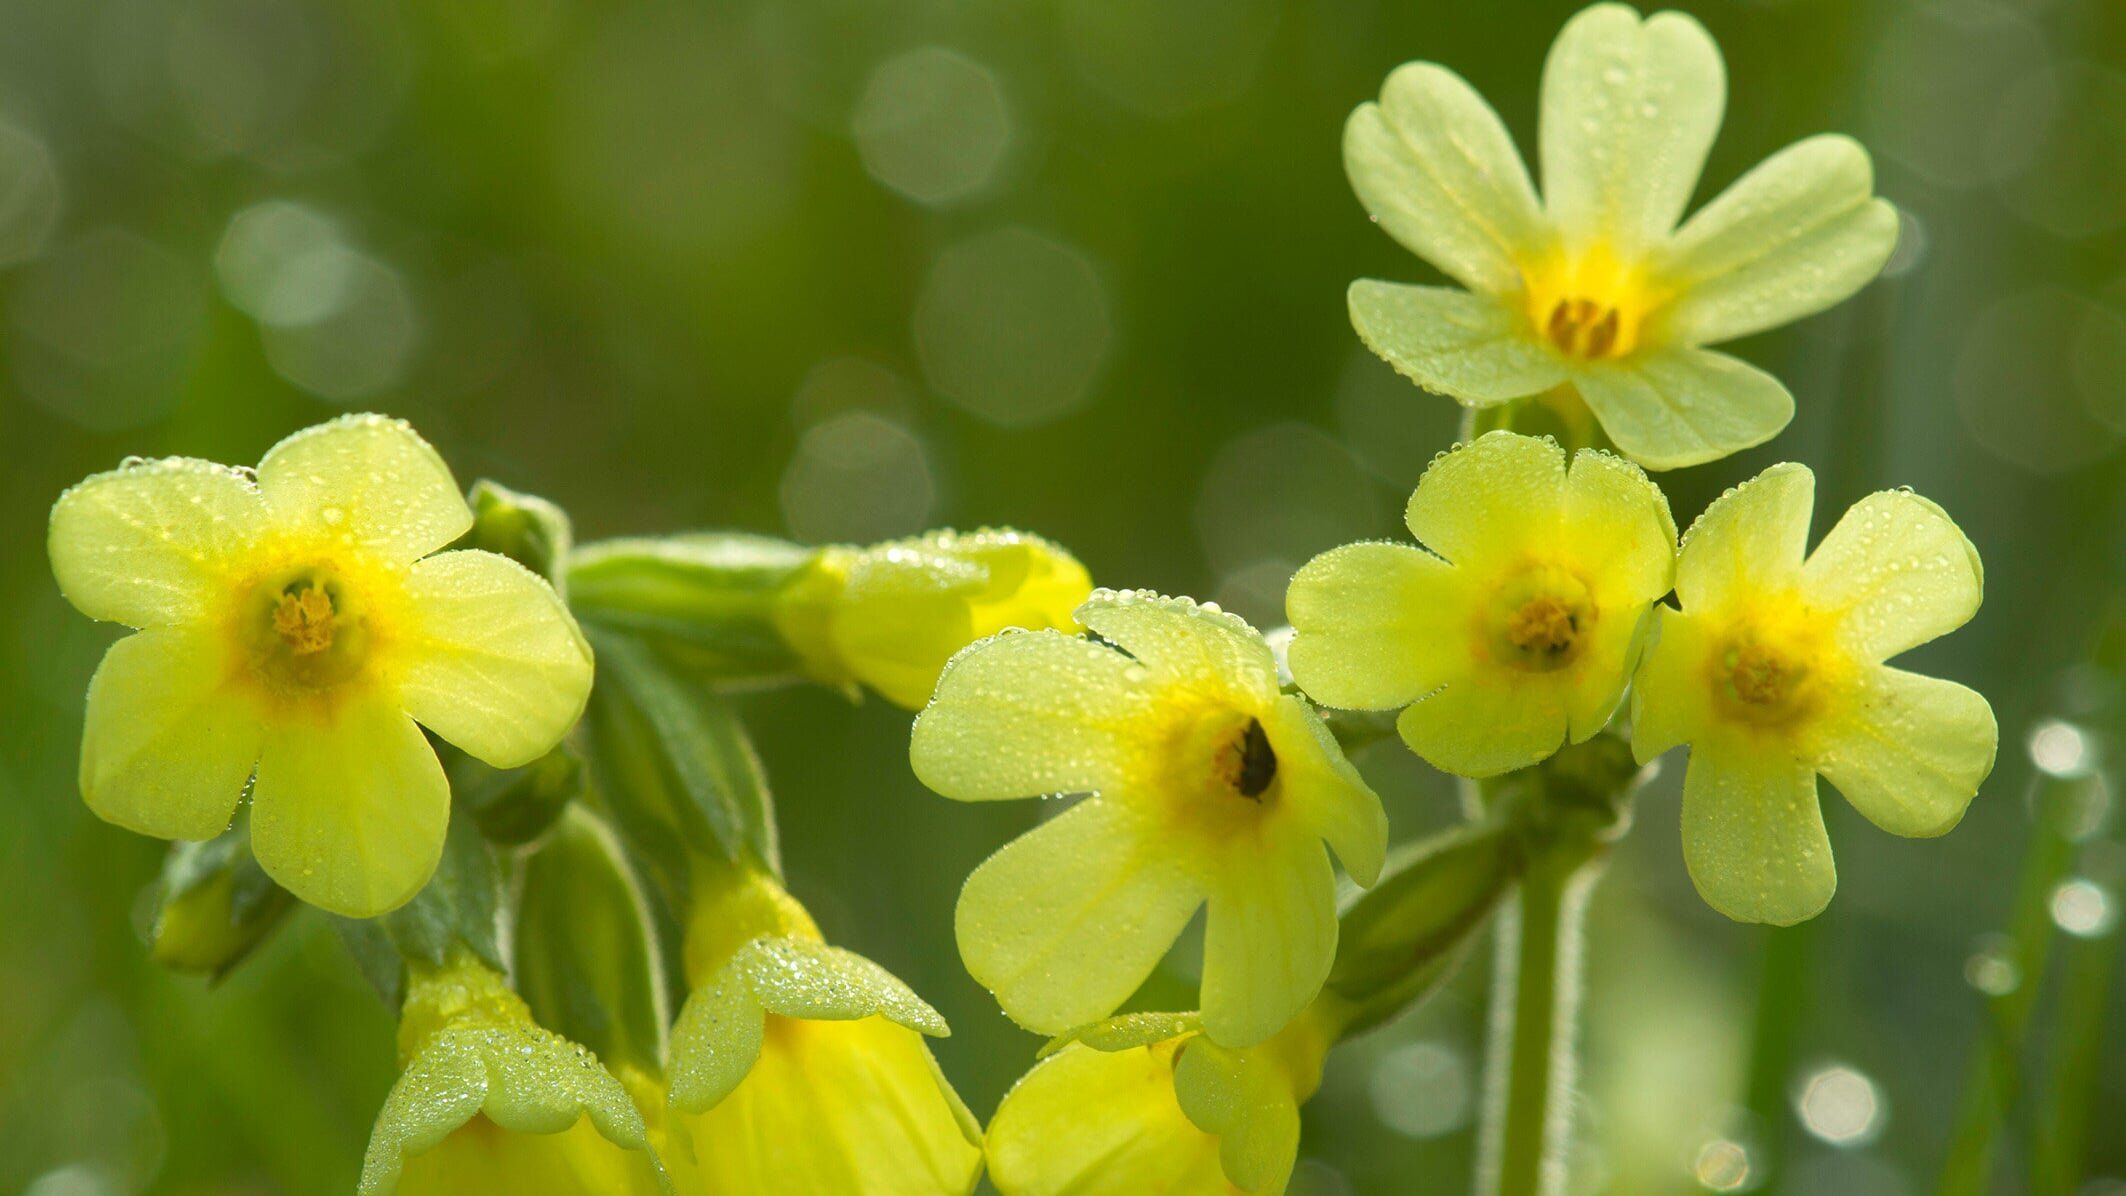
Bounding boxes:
1344 2 1899 468
1631 463 1997 924
1288 431 1675 777
911 590 1387 1048
50 414 594 917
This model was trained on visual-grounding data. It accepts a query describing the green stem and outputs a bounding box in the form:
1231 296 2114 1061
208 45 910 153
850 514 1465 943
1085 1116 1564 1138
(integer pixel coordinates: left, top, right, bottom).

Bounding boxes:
1478 851 1597 1196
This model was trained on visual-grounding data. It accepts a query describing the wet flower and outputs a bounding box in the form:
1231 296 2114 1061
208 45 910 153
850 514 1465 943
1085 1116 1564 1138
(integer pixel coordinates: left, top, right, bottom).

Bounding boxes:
359 954 665 1196
775 527 1092 708
665 864 983 1194
1344 2 1898 468
911 590 1386 1047
1632 463 1997 923
985 1009 1337 1196
49 414 593 917
1287 432 1674 777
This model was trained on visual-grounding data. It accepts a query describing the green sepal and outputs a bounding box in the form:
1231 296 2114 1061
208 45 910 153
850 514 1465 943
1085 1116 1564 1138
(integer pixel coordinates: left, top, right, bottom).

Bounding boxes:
567 534 817 685
448 740 585 846
1037 1011 1200 1059
580 626 780 898
515 807 670 1083
141 811 294 979
667 936 948 1113
1327 821 1520 1034
457 479 574 588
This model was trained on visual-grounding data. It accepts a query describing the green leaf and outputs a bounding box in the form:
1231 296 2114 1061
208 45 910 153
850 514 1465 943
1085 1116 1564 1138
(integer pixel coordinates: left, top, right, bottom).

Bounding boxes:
514 807 670 1081
566 534 817 684
380 809 505 970
458 479 574 588
1327 821 1519 1033
581 626 780 892
447 740 585 846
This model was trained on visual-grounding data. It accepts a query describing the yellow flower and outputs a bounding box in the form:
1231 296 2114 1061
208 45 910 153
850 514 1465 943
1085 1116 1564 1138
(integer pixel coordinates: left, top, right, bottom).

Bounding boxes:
359 954 666 1196
910 591 1387 1048
48 414 593 917
774 527 1092 708
1631 464 1997 924
1344 2 1899 468
1286 431 1674 778
985 1009 1337 1196
665 864 983 1195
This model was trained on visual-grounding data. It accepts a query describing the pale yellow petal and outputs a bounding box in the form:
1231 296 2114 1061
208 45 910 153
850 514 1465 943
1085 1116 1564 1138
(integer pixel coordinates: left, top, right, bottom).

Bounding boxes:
1172 1038 1300 1195
395 1118 663 1196
79 628 259 840
257 414 473 564
1396 671 1569 779
251 696 449 917
1077 592 1279 710
1403 431 1567 570
912 631 1155 801
986 1042 1229 1196
1345 63 1550 296
1348 282 1569 407
956 797 1204 1035
1673 462 1814 616
1200 830 1337 1048
1652 135 1899 346
49 457 267 627
682 1015 982 1196
1539 4 1725 257
1570 348 1793 471
1801 489 1983 662
1680 736 1834 926
1561 448 1676 605
1629 606 1709 763
1816 667 1996 838
1259 697 1388 887
1285 541 1465 711
397 550 593 769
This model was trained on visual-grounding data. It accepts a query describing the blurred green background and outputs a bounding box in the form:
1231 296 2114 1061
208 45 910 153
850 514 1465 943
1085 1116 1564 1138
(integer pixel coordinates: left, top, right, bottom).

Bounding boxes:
3 0 2123 1192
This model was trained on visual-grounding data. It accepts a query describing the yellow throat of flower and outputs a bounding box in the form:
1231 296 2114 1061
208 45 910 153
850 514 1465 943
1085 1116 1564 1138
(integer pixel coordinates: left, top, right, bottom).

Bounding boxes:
1484 564 1595 673
1170 706 1282 816
235 559 389 702
1706 599 1847 730
1521 247 1662 362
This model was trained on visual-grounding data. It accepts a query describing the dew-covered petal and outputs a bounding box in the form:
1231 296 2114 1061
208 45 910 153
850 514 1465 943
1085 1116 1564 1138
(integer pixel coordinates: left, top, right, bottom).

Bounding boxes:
1200 831 1337 1048
1816 666 1996 839
1396 672 1569 779
1652 135 1899 347
911 631 1155 802
1680 738 1834 926
1172 1037 1301 1195
1801 488 1983 662
1672 462 1814 616
257 414 474 564
1348 282 1569 407
49 457 268 628
250 695 450 918
398 550 594 769
1260 697 1388 886
985 1041 1228 1196
680 1015 983 1196
1345 62 1551 296
736 937 949 1036
1571 348 1793 471
1076 592 1279 710
956 797 1204 1036
79 628 259 841
667 963 767 1114
1286 541 1465 711
1562 448 1676 604
1630 607 1708 763
1539 4 1725 256
1403 430 1567 570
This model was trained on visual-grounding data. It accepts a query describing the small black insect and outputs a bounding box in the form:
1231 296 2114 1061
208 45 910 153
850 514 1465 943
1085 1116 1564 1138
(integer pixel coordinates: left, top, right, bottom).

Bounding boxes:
1237 718 1277 799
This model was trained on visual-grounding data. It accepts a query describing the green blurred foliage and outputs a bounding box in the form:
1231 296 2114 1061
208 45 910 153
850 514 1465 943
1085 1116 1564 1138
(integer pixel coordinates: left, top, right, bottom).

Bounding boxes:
3 0 2124 1192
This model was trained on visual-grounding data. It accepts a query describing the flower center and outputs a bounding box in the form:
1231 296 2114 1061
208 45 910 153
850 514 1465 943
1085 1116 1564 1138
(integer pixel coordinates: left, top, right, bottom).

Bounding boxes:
1485 565 1594 673
272 583 337 655
1709 623 1829 729
1543 297 1624 359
